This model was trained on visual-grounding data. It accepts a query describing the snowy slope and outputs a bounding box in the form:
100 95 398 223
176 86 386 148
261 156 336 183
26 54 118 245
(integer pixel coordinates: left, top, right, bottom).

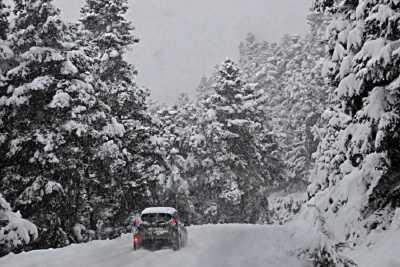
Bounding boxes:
346 227 400 267
0 224 310 267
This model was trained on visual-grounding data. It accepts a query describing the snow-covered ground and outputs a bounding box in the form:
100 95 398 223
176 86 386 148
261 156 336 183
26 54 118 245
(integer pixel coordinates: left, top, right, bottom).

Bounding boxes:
2 222 399 267
0 224 311 267
346 227 400 267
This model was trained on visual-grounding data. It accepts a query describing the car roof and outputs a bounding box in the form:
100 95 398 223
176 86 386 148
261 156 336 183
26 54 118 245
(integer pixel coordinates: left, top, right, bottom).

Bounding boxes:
141 207 177 215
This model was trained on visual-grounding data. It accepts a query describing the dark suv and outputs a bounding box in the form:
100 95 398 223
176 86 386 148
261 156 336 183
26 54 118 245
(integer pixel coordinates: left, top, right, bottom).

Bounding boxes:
133 207 188 251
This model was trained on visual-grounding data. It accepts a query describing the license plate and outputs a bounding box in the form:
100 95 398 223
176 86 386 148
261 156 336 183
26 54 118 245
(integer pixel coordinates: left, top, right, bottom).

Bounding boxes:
149 227 168 235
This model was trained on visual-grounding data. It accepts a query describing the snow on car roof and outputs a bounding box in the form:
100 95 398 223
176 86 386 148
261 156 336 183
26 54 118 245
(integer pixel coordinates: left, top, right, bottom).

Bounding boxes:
141 207 177 215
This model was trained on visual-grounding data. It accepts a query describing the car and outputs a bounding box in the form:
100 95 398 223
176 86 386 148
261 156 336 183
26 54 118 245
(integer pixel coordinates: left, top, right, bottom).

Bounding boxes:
133 207 188 251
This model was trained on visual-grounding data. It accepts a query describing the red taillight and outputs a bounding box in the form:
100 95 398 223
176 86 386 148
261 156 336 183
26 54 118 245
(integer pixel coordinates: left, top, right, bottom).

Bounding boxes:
170 217 177 226
133 234 140 243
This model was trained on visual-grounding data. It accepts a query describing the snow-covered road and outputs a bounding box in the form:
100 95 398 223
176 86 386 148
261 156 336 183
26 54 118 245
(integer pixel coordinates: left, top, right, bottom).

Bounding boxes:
0 224 310 267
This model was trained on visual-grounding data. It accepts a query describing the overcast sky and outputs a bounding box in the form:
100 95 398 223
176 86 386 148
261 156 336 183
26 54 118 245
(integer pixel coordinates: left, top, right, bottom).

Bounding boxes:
54 0 312 104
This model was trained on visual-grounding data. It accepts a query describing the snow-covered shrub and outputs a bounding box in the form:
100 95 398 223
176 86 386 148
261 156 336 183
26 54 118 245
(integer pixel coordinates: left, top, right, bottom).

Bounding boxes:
268 192 307 224
294 205 357 267
72 223 95 243
308 244 357 267
0 195 37 256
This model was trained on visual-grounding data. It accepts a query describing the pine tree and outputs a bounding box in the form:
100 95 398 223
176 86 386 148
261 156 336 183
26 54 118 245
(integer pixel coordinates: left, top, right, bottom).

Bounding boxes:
238 30 331 193
197 59 279 223
0 0 12 76
0 0 9 41
309 0 400 245
280 15 331 191
80 0 161 231
0 0 71 247
0 0 120 248
153 100 196 224
195 76 213 102
80 0 141 117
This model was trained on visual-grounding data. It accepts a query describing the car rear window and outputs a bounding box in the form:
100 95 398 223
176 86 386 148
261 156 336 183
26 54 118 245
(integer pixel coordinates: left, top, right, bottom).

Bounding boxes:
141 213 172 223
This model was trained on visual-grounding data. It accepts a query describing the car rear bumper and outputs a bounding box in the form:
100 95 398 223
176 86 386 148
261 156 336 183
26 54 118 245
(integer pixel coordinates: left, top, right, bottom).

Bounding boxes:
141 237 173 249
140 230 177 248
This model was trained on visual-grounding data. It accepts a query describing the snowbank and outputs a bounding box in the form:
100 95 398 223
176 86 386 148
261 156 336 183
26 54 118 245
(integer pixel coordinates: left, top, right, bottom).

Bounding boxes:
347 219 400 267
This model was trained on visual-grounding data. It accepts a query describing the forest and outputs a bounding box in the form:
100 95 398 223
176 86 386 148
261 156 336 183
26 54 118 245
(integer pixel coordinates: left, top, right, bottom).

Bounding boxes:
0 0 400 266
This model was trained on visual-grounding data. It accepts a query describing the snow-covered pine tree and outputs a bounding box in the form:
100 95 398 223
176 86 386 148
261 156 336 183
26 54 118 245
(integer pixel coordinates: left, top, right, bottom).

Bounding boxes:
197 59 279 223
152 95 198 223
239 35 293 192
0 194 38 256
195 76 214 102
80 0 141 117
0 0 9 41
309 0 400 245
151 58 288 224
0 0 12 76
154 97 218 224
239 33 260 76
237 30 333 225
280 15 331 191
80 0 161 231
1 0 64 247
272 35 311 191
239 30 331 194
239 33 279 85
0 0 125 248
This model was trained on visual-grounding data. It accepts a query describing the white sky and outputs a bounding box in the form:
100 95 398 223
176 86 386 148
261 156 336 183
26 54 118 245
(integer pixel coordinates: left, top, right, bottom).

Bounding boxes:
54 0 312 104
